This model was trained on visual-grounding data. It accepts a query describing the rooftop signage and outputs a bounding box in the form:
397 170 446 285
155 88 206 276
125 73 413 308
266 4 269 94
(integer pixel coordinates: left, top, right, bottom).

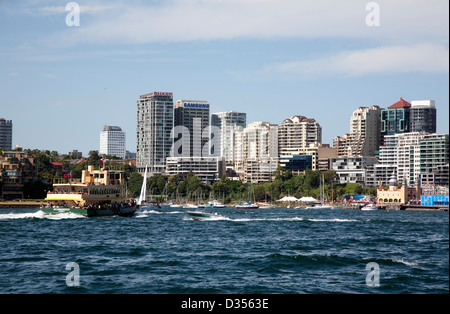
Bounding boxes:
184 102 210 109
153 92 173 97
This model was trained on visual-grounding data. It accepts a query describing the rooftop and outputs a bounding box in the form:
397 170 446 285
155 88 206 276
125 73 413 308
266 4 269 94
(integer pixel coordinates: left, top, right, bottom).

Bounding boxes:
389 97 411 108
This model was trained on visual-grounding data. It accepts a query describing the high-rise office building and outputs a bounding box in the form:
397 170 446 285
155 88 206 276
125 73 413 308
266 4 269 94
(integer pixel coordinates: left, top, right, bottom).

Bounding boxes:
99 125 126 159
136 92 174 174
174 100 210 157
278 115 322 159
410 100 437 133
211 111 246 165
0 118 12 150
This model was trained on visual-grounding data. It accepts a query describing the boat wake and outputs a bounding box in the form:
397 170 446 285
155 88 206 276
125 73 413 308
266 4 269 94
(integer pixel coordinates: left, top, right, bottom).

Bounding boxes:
181 216 360 223
0 210 85 220
134 209 184 218
228 217 359 223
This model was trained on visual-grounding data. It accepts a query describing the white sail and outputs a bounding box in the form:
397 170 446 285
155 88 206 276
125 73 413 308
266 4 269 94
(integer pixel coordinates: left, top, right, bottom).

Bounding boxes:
138 166 147 206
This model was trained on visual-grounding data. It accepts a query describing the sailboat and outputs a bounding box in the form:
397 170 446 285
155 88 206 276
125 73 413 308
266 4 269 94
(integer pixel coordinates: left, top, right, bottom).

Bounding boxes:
235 181 259 209
306 174 333 209
137 166 160 210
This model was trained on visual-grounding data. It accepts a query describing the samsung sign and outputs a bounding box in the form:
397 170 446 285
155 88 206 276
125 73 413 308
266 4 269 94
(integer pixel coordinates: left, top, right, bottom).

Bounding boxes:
184 102 209 109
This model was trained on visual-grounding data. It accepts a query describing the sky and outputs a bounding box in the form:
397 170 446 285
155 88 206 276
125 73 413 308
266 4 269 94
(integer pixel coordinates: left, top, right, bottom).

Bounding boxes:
1 0 448 156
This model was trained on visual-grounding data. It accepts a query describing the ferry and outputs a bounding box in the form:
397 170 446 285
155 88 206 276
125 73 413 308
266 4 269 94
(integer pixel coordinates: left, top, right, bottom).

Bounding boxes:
41 165 136 217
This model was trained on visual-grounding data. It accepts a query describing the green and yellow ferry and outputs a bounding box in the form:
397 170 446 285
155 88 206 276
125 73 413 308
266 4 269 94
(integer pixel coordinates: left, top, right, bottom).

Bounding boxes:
41 165 136 217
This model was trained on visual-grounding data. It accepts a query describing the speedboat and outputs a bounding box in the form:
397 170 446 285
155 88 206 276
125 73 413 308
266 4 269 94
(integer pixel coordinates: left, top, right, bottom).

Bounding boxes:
187 210 223 220
305 203 332 210
361 203 378 211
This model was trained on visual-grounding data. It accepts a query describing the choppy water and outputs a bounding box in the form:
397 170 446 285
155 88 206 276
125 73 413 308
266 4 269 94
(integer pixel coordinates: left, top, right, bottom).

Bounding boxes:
0 207 448 294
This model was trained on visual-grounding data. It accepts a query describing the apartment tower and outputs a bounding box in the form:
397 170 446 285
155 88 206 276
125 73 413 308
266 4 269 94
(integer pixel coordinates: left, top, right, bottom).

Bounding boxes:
136 92 174 174
211 111 247 165
278 115 322 159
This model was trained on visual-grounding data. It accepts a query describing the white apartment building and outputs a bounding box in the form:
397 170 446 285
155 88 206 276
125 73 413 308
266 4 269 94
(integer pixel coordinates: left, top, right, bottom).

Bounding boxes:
373 132 449 187
99 125 126 159
234 122 279 183
136 92 174 174
211 111 246 165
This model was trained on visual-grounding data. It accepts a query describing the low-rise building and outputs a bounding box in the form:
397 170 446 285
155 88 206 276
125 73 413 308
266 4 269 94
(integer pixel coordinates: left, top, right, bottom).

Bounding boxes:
166 157 225 184
330 156 378 186
0 151 39 200
376 175 421 207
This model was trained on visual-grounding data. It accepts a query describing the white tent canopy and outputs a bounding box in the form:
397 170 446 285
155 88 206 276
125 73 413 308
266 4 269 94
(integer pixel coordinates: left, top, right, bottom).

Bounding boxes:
277 196 299 202
298 196 318 202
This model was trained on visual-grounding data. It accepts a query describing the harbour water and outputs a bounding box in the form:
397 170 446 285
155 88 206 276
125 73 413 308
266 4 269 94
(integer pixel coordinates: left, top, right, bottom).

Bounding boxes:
0 207 448 294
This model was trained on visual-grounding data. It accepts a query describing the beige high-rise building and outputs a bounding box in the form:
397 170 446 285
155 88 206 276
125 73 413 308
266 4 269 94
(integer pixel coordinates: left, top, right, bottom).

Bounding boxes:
334 105 381 157
278 115 322 159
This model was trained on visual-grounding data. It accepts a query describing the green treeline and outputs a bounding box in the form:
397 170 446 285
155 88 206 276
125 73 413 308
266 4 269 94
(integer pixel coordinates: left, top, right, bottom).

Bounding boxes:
18 149 377 202
129 168 377 204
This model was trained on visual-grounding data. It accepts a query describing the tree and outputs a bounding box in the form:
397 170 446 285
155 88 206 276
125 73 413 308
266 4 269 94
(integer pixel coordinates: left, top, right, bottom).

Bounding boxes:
87 150 100 165
128 172 143 198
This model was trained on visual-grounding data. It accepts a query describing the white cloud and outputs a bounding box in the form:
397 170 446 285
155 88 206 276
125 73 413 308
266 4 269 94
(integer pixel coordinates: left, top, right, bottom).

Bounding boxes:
53 0 447 45
261 43 449 79
38 4 120 15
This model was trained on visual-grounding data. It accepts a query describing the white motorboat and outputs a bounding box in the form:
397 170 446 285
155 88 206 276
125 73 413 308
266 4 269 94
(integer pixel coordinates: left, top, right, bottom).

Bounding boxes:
361 203 378 211
235 202 259 209
187 210 224 220
305 203 333 210
208 200 226 208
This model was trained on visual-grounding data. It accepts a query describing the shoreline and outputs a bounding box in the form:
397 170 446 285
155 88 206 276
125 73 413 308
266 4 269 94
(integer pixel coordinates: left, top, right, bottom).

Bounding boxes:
0 200 448 211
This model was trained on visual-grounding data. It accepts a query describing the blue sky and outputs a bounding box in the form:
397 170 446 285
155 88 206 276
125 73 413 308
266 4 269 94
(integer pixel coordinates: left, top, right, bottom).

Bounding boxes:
1 0 448 155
